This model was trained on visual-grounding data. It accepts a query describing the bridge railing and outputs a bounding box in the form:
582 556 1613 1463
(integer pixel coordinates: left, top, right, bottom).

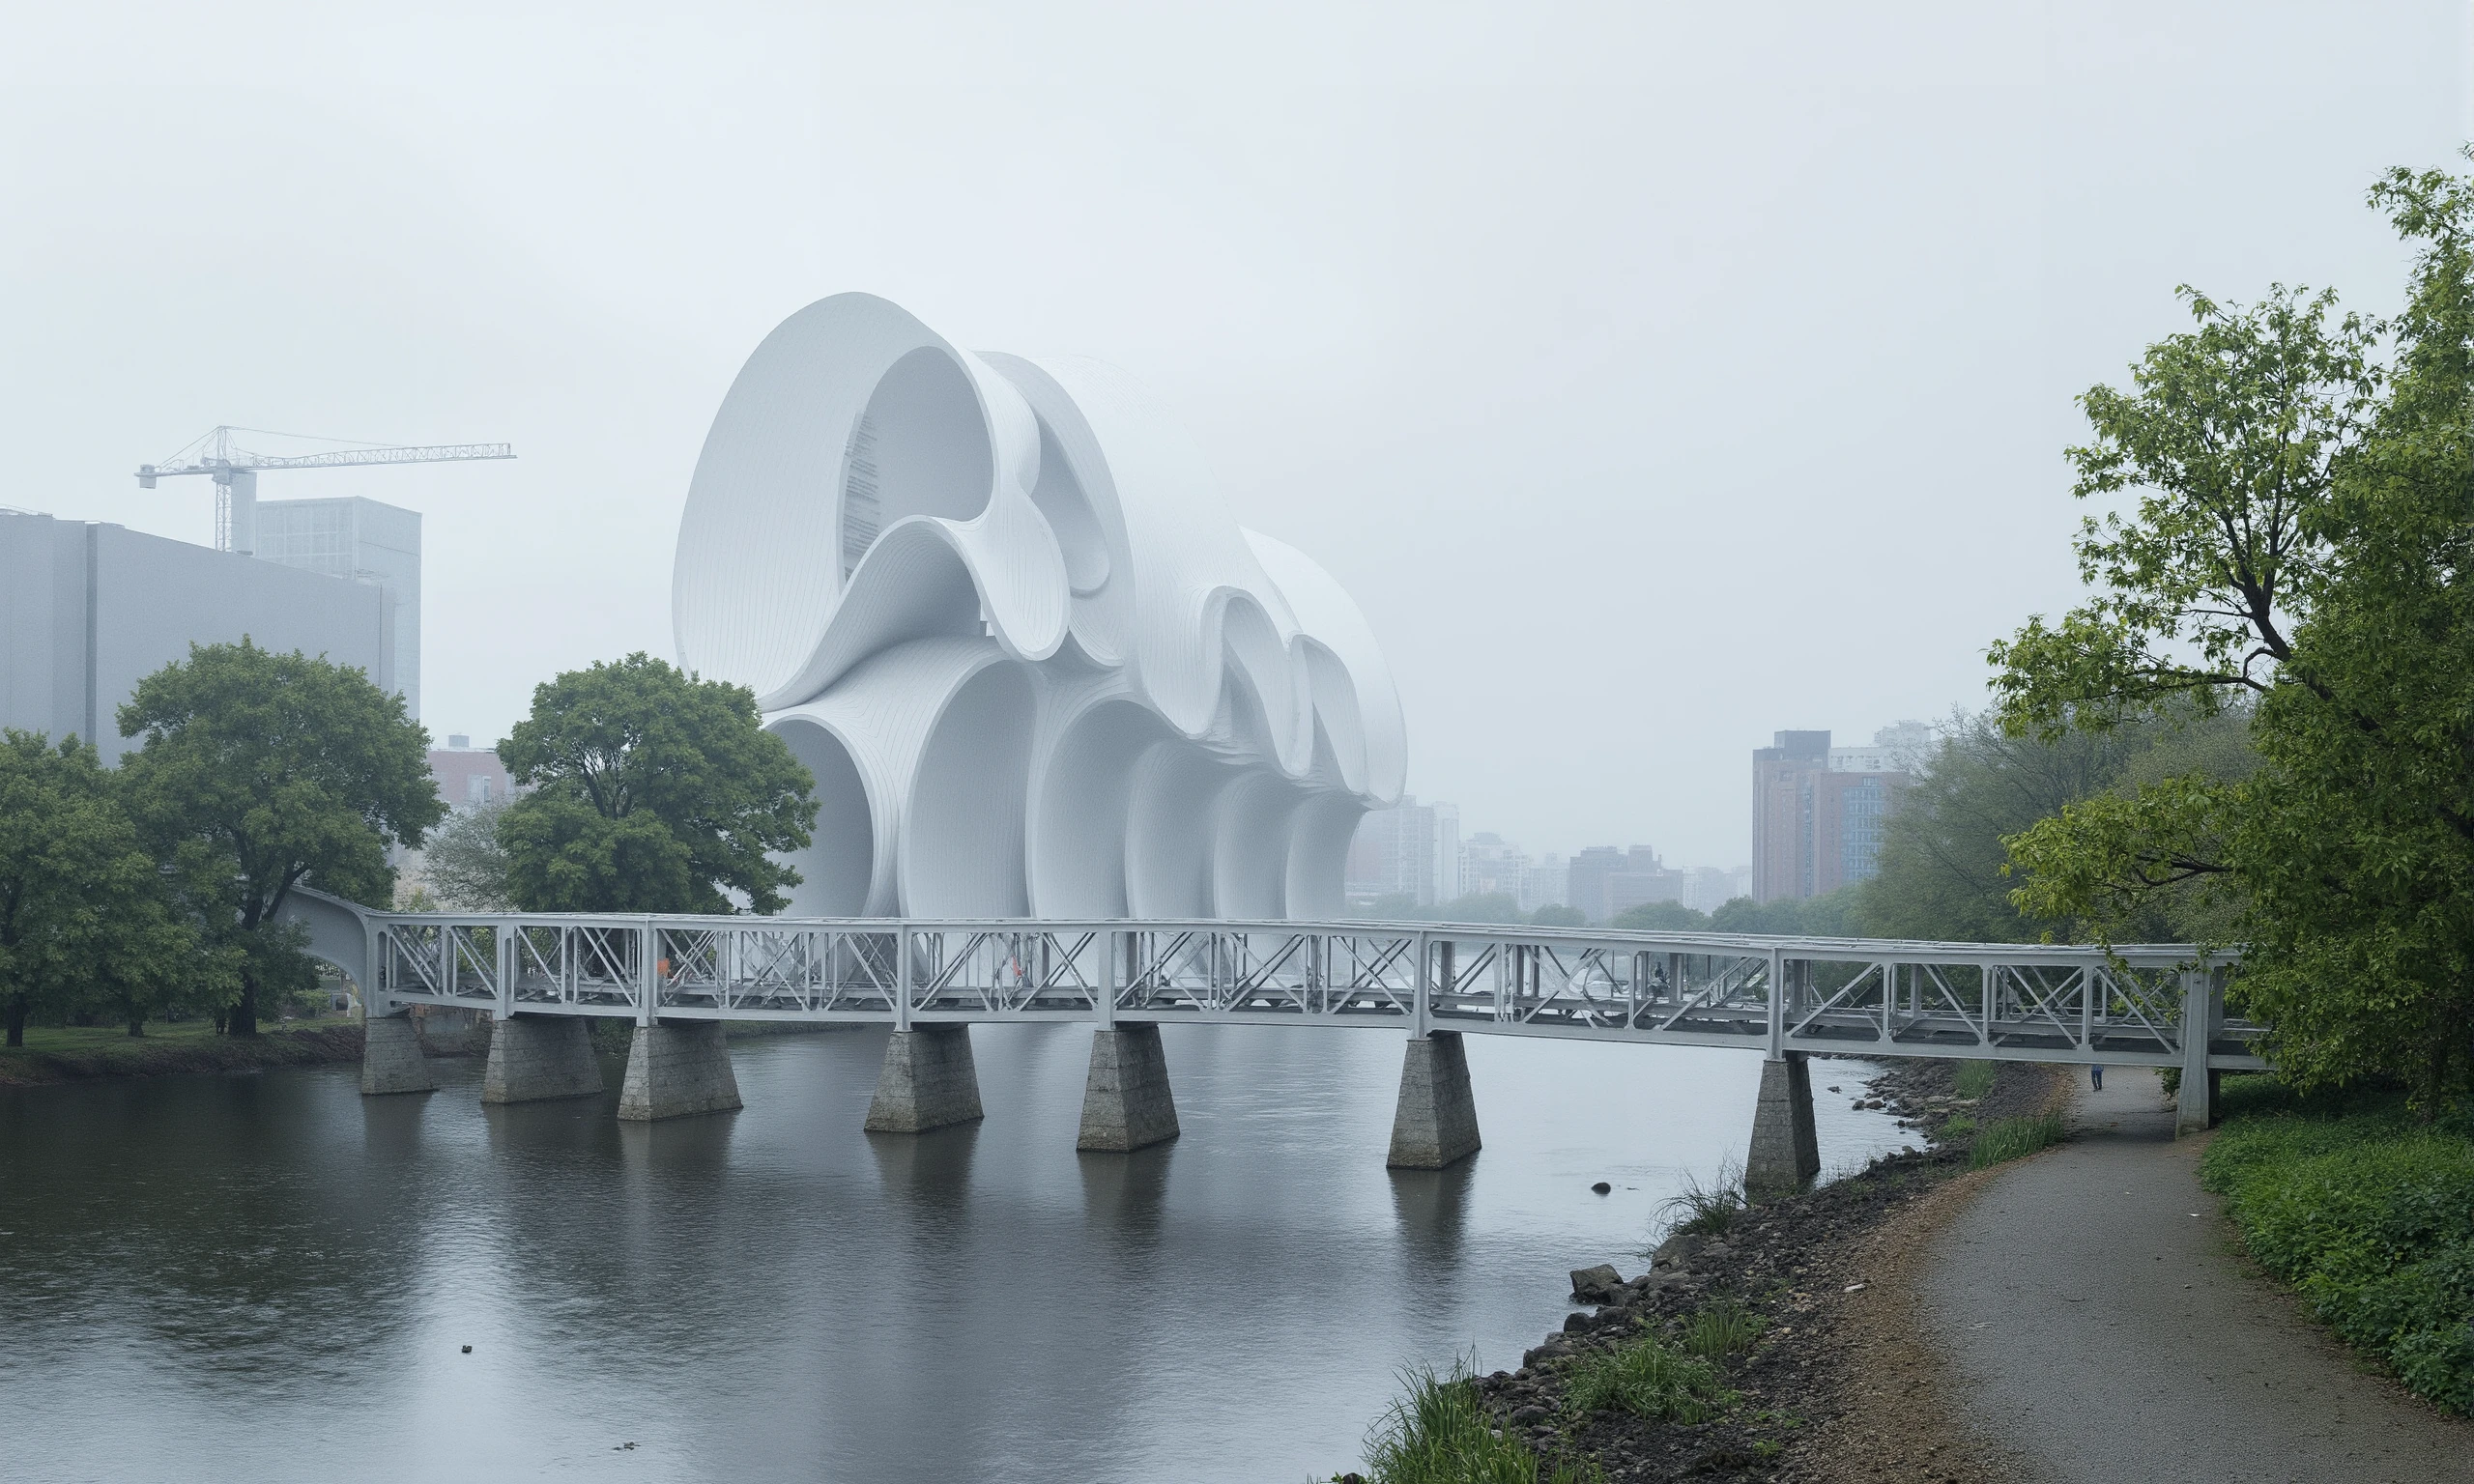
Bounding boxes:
357 912 2261 1071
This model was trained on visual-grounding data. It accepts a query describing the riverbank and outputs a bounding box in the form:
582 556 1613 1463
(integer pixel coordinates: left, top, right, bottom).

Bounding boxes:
0 1013 860 1086
1338 1057 2069 1483
0 1018 371 1084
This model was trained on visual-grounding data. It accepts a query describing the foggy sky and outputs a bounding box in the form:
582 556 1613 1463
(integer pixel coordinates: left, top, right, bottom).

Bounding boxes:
5 3 2467 869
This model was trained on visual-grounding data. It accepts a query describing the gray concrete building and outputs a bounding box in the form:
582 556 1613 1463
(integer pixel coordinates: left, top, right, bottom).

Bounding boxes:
1 509 394 763
253 496 420 719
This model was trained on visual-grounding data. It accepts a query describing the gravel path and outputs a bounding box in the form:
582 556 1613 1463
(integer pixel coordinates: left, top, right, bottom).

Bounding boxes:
1921 1067 2470 1484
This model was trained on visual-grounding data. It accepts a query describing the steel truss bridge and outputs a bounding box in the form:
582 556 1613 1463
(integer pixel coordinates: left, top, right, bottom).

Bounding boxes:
332 907 2259 1076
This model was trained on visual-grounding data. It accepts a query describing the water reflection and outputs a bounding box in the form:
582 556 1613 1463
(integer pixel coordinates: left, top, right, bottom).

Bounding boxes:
0 1024 1908 1482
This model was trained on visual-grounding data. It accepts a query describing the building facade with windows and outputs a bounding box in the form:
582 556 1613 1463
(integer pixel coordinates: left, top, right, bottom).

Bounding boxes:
1752 726 1917 902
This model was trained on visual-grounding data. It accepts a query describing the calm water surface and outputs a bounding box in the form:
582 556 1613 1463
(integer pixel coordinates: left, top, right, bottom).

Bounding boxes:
0 1025 1906 1482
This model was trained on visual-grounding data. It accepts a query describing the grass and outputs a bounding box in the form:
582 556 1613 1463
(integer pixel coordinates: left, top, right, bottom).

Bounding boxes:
1680 1297 1766 1361
0 1015 362 1081
1937 1114 1978 1141
1350 1359 1602 1484
2200 1075 2474 1415
1954 1059 1998 1099
1562 1329 1738 1424
1967 1111 2066 1169
1654 1162 1748 1240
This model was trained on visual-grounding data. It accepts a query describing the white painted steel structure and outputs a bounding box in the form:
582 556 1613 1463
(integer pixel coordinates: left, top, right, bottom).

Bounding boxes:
326 903 2260 1075
670 294 1403 921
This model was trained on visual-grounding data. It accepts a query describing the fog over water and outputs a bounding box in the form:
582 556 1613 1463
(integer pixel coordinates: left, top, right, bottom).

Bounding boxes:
0 1031 1908 1481
6 4 2466 863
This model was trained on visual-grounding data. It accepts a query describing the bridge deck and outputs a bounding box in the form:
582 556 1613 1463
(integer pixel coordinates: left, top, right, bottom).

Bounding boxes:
331 908 2260 1072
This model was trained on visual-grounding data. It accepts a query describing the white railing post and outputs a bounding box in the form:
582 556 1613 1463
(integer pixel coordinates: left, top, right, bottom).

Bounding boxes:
1766 946 1786 1057
1414 931 1432 1037
895 922 913 1032
1099 927 1117 1028
639 919 658 1027
497 920 515 1020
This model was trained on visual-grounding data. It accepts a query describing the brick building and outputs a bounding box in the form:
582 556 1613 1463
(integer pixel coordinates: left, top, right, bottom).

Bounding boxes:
1751 728 1915 902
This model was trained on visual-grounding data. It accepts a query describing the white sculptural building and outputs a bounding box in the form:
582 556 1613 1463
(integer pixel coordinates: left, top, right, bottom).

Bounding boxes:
672 294 1405 920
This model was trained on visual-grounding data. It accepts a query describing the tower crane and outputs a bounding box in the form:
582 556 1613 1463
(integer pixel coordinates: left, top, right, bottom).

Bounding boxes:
135 425 515 554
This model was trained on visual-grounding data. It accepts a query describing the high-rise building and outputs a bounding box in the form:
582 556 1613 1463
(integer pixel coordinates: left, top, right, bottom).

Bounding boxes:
1345 795 1460 907
1752 727 1916 901
254 496 421 718
1519 853 1568 913
0 510 393 765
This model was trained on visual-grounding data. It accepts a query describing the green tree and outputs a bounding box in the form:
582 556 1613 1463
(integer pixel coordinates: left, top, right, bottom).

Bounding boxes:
417 798 516 911
118 640 444 1037
1610 899 1709 930
1857 708 2253 944
1528 903 1586 928
497 654 816 914
0 733 151 1045
1999 153 2474 1106
1709 888 1861 936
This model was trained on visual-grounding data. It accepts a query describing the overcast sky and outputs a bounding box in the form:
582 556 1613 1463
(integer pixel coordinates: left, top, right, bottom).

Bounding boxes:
6 3 2468 868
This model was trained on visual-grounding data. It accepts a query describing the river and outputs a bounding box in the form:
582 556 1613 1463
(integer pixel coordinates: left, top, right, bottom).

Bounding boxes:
0 1024 1908 1482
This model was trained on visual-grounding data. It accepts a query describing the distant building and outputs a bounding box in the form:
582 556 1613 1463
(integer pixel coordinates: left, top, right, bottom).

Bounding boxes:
1519 853 1568 914
1346 795 1460 906
254 496 421 719
429 733 515 813
1562 843 1686 923
0 510 393 765
1752 727 1915 901
1460 832 1527 899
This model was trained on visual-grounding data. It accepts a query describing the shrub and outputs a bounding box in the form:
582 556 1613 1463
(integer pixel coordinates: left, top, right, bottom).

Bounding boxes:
2201 1099 2474 1414
1968 1112 2065 1169
1562 1331 1737 1423
1357 1359 1601 1484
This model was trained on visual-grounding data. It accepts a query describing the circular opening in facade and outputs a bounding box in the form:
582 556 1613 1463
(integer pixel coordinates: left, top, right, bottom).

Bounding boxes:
768 718 876 915
841 346 994 579
906 662 1035 916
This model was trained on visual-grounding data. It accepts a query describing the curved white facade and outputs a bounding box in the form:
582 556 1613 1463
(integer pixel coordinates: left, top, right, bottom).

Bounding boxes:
673 294 1404 919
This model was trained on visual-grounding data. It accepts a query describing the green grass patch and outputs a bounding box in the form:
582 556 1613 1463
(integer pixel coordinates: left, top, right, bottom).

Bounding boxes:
1562 1330 1737 1424
1954 1059 1997 1099
1680 1297 1766 1361
0 1016 362 1082
1937 1114 1978 1141
1968 1111 2065 1169
1351 1358 1601 1484
2200 1078 2474 1415
1654 1164 1747 1239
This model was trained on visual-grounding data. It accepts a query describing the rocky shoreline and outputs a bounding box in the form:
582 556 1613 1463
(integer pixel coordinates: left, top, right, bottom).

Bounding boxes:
1437 1056 2072 1482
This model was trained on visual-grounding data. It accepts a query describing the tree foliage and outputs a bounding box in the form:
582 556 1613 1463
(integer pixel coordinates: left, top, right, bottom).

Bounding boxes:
417 799 516 911
1865 708 2253 944
497 654 816 914
1994 153 2474 1106
0 731 210 1044
117 640 443 1036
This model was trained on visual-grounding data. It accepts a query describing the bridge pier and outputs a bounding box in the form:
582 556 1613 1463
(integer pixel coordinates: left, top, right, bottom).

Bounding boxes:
360 1012 433 1095
1744 1052 1820 1200
1387 1031 1481 1169
864 1026 985 1133
1078 1023 1180 1152
618 1021 742 1121
480 1014 604 1104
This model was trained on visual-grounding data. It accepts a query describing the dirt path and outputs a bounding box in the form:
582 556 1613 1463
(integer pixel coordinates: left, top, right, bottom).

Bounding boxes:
1919 1068 2470 1484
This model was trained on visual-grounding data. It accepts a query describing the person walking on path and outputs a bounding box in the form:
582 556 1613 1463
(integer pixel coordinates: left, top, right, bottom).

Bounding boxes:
2088 1064 2103 1091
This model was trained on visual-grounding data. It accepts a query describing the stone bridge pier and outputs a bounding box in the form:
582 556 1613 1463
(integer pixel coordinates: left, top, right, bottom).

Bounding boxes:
1744 1052 1821 1201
